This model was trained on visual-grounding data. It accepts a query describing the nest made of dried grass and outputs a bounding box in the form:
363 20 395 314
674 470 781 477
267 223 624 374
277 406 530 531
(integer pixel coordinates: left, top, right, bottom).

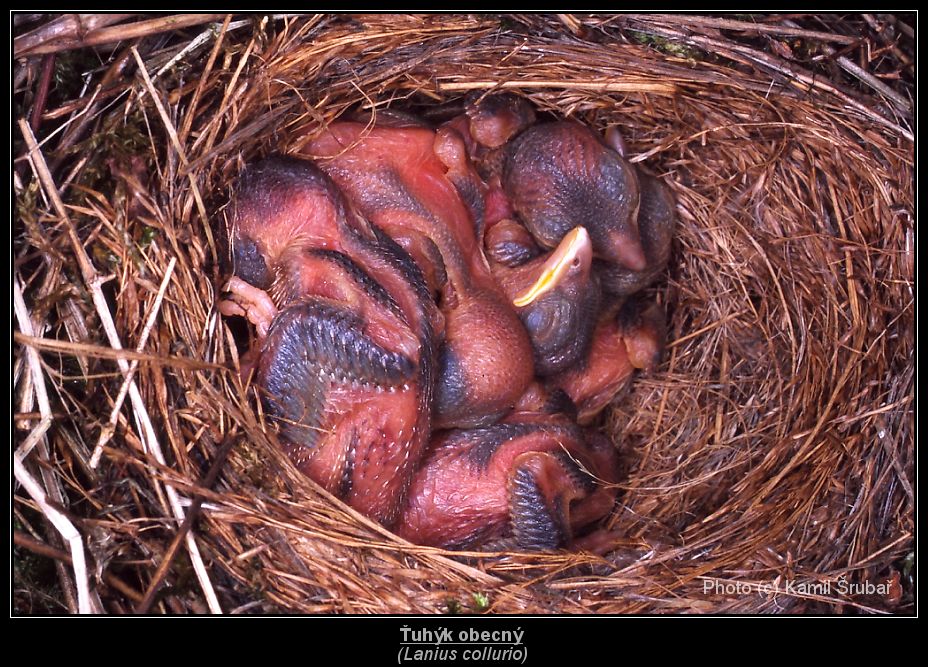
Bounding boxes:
13 13 914 614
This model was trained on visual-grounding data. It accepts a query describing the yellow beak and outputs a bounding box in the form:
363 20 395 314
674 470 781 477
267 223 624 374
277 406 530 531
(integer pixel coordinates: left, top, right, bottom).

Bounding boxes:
513 226 591 308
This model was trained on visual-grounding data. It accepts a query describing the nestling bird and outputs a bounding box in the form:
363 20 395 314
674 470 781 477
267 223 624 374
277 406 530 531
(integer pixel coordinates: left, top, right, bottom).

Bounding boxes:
440 92 537 182
502 120 646 272
219 156 437 526
218 96 676 550
395 412 620 550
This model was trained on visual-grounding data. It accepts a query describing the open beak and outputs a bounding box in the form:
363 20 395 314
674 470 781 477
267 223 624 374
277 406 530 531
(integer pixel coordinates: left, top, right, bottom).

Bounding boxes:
513 226 592 308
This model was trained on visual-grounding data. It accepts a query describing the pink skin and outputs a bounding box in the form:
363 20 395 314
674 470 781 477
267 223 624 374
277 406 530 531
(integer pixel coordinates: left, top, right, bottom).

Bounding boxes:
483 184 516 229
553 317 636 425
484 217 540 267
438 93 536 179
220 105 658 546
464 92 536 150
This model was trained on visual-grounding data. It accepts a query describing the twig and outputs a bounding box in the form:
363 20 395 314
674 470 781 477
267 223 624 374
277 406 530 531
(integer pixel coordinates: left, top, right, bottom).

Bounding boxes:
877 416 914 504
15 14 227 58
15 411 68 422
668 310 748 349
49 46 134 174
845 532 913 570
14 457 93 614
437 79 678 94
136 435 236 614
750 358 858 510
13 332 216 370
131 47 217 266
178 14 232 145
556 14 583 37
90 257 176 468
185 28 257 165
42 82 128 121
878 13 913 40
134 21 224 105
14 14 136 58
152 27 215 82
13 13 47 29
13 277 53 461
861 14 913 69
620 13 860 45
30 54 55 132
41 85 104 174
14 276 92 613
261 484 504 586
14 531 144 604
18 119 223 614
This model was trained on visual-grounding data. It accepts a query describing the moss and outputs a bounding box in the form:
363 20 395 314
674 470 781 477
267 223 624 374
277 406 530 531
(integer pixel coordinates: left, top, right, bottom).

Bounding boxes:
628 30 703 61
139 225 160 249
67 111 152 192
442 591 490 615
52 49 104 103
471 591 490 612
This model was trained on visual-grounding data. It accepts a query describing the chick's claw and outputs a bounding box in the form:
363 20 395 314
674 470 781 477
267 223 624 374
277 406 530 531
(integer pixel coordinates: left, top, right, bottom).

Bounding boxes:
219 275 279 339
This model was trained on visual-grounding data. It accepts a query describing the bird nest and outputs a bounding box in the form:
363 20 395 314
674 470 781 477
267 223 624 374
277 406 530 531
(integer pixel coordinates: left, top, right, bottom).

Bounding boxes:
13 13 914 614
